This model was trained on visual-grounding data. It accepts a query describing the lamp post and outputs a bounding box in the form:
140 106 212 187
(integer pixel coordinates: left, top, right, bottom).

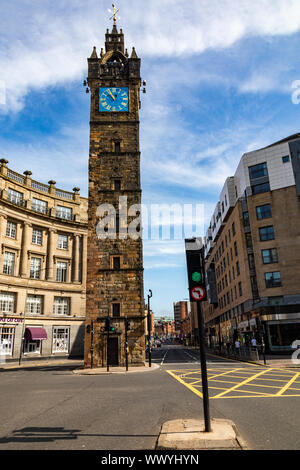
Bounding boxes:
147 289 152 367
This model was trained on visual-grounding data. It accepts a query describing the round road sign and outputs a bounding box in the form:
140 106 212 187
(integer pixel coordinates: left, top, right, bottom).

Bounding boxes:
191 286 206 301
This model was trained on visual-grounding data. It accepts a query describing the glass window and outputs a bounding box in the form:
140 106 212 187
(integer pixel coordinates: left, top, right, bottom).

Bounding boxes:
32 229 42 245
112 303 120 317
232 222 236 236
32 198 48 214
234 241 238 256
30 257 41 279
6 221 17 239
262 248 278 264
243 212 249 227
252 182 270 194
3 252 15 275
53 297 70 315
0 292 16 313
245 233 253 248
256 204 272 220
56 206 72 221
58 234 68 250
26 295 43 315
52 327 70 353
249 162 268 179
259 226 275 241
7 188 23 205
23 339 41 354
238 282 243 296
282 155 290 163
0 327 15 356
113 257 120 269
236 261 240 276
265 272 281 288
56 262 68 282
114 179 121 190
248 253 255 269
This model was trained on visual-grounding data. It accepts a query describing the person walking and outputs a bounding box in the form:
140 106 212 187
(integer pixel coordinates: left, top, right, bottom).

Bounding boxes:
235 339 240 356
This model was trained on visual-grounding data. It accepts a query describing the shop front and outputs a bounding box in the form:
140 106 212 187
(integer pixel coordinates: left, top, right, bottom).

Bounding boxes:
262 314 300 353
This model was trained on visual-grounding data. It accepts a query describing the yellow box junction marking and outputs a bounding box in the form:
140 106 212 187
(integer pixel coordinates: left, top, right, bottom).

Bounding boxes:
167 366 300 400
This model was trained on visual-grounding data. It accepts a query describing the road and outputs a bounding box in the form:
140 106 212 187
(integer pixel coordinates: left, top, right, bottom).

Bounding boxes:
0 343 299 450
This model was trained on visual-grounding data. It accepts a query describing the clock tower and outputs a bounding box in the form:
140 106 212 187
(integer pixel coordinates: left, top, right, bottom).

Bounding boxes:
84 12 145 368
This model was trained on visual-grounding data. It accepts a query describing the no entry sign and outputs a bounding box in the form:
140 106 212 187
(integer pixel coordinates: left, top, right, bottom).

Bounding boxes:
191 286 206 301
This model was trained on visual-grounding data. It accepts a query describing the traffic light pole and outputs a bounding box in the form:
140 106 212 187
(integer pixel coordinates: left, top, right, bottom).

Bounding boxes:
125 317 129 372
107 319 110 373
147 290 153 367
197 301 211 433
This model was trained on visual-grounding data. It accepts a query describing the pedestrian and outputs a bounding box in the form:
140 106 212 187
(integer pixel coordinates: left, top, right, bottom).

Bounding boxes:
235 339 240 356
251 337 257 350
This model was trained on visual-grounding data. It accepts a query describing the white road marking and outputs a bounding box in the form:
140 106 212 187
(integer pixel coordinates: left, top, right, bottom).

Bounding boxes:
160 350 168 365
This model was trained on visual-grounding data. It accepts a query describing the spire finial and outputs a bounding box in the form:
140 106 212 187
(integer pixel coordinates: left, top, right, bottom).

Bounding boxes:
108 3 119 26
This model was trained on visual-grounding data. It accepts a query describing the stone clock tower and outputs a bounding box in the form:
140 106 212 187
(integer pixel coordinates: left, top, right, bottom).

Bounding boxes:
84 13 145 368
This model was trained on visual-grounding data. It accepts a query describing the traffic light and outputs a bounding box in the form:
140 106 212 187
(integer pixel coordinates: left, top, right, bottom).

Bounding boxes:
185 238 207 303
125 319 131 331
105 317 115 332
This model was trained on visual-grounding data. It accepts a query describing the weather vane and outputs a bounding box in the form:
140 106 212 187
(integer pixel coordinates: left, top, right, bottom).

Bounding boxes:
108 3 120 25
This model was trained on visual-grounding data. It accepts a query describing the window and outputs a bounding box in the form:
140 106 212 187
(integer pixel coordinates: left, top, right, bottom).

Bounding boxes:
248 253 255 269
6 221 17 239
114 179 121 191
243 212 249 227
58 234 68 250
234 285 237 299
0 292 16 313
282 156 290 163
236 261 240 276
245 233 253 248
52 327 70 353
265 272 281 288
238 281 243 296
23 339 41 354
30 257 41 279
262 248 278 264
56 206 72 221
0 327 15 356
32 198 48 214
113 257 121 269
3 252 15 275
249 162 268 179
26 295 43 315
53 297 70 315
7 188 23 205
112 303 120 317
114 141 121 152
232 222 236 236
56 262 68 282
256 204 272 220
32 229 42 245
234 241 238 256
259 226 275 241
252 182 270 194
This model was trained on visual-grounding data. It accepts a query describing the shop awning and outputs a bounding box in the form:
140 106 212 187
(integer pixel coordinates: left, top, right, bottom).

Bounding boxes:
24 327 47 341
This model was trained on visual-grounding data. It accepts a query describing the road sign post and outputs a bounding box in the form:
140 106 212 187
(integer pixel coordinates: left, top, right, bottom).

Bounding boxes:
185 238 211 433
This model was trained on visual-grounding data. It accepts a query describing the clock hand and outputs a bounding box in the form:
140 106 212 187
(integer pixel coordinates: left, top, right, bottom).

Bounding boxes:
107 89 115 101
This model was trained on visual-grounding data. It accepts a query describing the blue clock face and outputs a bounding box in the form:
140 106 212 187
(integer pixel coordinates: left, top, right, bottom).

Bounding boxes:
100 87 129 112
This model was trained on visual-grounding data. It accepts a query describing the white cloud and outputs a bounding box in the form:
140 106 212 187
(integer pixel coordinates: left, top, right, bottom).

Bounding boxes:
1 0 300 112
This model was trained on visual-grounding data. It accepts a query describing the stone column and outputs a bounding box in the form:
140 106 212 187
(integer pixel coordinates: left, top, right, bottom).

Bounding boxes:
47 229 56 280
73 234 80 282
82 234 87 287
20 222 31 278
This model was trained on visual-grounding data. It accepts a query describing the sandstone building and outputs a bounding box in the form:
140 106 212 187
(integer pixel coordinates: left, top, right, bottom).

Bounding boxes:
0 159 88 361
202 134 300 352
84 18 145 367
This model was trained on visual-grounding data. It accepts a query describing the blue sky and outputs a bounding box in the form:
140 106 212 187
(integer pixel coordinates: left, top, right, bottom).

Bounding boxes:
1 0 300 317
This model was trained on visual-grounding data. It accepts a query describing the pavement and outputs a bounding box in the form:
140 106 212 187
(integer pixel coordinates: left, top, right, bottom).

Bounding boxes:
157 418 246 450
0 358 83 371
73 363 160 374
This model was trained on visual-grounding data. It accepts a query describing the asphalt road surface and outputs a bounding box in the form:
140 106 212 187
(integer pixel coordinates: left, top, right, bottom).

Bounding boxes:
0 343 299 450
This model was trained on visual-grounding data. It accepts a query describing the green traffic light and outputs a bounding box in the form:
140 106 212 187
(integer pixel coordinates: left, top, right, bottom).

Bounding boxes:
192 271 202 282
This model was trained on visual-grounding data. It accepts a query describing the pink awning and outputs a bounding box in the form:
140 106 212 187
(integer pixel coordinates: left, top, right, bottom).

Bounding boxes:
24 327 47 341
